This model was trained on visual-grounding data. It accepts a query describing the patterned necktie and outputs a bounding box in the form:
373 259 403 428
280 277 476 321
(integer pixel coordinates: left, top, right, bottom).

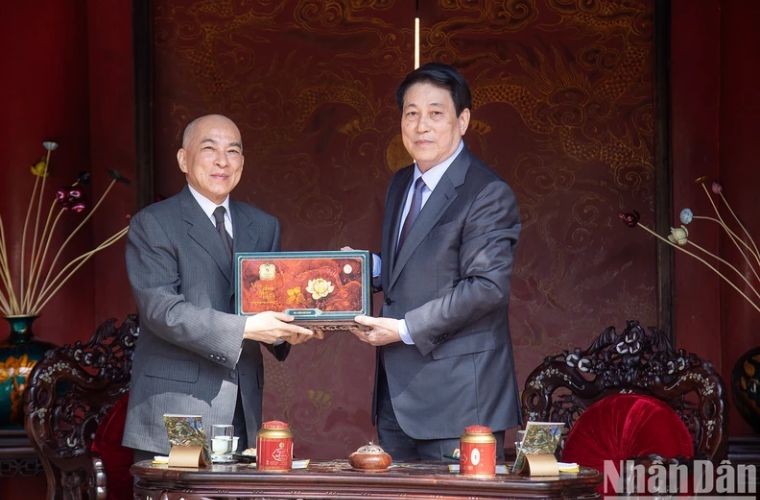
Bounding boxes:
213 206 233 261
396 177 426 255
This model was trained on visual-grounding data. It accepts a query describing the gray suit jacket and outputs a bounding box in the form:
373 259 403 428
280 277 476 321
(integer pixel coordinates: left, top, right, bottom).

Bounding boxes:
123 186 284 453
377 146 522 439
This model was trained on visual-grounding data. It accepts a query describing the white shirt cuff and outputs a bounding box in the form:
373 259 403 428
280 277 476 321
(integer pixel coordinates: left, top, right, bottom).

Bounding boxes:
372 253 382 278
398 319 414 345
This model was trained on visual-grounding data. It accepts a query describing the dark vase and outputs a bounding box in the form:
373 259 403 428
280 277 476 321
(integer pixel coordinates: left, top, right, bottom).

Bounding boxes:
0 316 55 428
732 346 760 434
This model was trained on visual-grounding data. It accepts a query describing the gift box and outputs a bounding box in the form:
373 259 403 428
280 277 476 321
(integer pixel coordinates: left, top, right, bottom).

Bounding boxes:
235 251 371 331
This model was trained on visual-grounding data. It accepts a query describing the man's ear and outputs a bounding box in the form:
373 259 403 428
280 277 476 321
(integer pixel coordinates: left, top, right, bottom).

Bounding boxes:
458 108 471 136
177 148 187 173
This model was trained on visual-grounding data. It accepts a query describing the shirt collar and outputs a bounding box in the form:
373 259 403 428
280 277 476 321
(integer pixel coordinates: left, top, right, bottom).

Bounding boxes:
413 140 464 190
187 184 231 223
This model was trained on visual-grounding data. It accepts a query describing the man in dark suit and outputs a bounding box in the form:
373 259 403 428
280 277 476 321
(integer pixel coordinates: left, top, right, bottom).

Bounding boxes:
123 114 313 459
353 63 522 460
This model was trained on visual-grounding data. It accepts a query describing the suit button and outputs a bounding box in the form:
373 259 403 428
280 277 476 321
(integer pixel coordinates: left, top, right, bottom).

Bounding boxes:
385 297 393 305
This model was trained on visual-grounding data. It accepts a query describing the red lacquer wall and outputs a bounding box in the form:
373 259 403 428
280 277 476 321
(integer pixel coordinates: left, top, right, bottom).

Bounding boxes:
86 0 137 322
0 1 93 345
716 0 760 436
671 0 760 437
0 3 88 496
0 0 135 498
670 0 722 366
0 0 135 343
151 0 659 459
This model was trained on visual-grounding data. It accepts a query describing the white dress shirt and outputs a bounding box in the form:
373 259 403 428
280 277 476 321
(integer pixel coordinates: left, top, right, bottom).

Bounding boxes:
187 184 233 237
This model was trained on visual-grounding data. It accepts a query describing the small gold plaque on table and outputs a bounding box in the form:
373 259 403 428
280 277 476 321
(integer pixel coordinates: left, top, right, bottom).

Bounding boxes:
163 414 210 467
512 421 564 475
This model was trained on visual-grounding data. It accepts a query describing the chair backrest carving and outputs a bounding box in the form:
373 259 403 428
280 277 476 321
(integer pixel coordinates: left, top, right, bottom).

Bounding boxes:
24 315 139 500
521 319 727 461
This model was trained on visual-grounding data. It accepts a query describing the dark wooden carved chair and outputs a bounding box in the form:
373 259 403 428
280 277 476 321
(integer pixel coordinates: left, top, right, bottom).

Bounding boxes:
23 315 138 500
521 319 727 466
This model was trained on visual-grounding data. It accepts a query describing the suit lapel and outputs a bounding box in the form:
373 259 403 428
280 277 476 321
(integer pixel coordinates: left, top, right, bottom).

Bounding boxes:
181 187 233 284
230 201 260 253
388 148 471 290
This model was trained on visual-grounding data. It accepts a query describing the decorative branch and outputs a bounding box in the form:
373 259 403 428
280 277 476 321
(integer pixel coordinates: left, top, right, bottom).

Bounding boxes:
32 226 129 313
0 142 130 317
620 177 760 315
19 144 54 311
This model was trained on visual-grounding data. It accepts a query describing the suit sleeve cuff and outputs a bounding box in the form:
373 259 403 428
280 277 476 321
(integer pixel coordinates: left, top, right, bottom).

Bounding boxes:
398 319 414 345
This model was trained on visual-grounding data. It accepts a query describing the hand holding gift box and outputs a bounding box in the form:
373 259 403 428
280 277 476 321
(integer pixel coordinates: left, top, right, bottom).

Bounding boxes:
242 311 315 345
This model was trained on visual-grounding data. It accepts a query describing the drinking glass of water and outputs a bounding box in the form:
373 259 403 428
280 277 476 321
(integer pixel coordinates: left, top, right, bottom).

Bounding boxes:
210 424 234 463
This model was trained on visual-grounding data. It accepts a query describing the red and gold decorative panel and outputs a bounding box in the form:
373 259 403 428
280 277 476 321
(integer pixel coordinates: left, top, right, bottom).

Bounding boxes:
152 0 656 458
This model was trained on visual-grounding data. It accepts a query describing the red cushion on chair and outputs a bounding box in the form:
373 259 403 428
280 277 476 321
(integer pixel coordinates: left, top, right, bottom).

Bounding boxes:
562 394 694 493
90 394 133 500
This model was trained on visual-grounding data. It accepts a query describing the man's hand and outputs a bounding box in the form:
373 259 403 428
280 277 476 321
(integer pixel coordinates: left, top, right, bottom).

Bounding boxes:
244 311 314 345
308 327 327 340
352 315 402 346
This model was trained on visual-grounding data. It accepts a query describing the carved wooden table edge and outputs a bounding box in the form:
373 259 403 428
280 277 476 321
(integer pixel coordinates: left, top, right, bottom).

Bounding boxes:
132 459 601 499
0 428 43 477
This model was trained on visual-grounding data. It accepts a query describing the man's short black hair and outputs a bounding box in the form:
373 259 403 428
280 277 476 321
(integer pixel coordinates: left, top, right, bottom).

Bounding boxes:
396 62 472 116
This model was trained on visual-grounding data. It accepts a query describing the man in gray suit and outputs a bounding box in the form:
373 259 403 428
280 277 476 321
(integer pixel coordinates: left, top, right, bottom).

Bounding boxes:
353 63 521 460
123 114 313 459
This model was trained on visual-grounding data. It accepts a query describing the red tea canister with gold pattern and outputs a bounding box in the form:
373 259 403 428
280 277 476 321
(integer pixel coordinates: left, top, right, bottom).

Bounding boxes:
459 424 496 478
256 420 293 471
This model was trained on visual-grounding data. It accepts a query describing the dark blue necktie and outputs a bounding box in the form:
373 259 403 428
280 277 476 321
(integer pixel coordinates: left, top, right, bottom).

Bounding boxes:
397 177 426 254
213 206 233 261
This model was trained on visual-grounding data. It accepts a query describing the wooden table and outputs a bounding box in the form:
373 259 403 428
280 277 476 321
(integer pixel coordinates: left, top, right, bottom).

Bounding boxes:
131 459 601 499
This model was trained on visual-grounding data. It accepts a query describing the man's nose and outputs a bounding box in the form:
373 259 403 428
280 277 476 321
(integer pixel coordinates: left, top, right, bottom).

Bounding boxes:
415 115 430 133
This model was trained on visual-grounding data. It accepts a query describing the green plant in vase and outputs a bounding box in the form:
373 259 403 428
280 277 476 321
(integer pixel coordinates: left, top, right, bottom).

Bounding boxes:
0 141 129 426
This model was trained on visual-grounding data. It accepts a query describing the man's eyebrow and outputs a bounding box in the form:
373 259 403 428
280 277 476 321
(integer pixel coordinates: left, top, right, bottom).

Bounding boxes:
198 138 242 150
403 102 445 109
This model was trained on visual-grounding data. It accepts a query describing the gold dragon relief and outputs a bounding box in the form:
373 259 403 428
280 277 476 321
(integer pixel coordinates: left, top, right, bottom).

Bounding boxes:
469 40 652 172
291 83 380 133
545 0 650 33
